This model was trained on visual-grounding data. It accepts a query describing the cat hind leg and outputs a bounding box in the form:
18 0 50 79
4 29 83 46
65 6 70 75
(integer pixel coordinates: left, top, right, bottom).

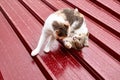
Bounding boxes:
31 31 49 56
44 35 55 53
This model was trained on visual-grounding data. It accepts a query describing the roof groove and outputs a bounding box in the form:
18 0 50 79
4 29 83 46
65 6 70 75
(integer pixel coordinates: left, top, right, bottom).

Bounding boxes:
90 0 120 20
41 0 58 11
89 33 120 62
18 0 44 24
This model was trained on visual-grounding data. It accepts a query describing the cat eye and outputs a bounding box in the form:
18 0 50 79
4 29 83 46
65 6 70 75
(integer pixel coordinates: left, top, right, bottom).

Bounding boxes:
64 39 69 42
64 24 69 28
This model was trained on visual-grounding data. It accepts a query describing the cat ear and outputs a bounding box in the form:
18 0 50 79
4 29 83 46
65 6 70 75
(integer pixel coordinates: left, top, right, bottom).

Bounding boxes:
64 21 70 28
52 21 59 30
74 8 78 13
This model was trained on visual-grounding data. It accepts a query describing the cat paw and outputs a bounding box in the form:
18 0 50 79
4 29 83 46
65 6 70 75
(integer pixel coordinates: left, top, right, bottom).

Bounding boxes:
44 48 50 53
65 42 72 49
84 43 89 47
31 49 39 56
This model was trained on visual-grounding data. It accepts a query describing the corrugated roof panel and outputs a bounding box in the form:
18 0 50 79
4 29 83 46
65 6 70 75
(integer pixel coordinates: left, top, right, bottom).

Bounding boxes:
0 0 120 80
0 9 46 80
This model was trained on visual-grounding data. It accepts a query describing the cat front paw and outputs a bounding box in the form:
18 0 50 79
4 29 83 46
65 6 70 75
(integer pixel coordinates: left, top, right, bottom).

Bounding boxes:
65 42 72 49
44 48 50 53
31 49 39 56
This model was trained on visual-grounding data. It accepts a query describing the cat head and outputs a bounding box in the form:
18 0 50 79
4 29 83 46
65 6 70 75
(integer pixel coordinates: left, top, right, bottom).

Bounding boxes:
52 21 70 40
63 33 89 50
72 33 88 49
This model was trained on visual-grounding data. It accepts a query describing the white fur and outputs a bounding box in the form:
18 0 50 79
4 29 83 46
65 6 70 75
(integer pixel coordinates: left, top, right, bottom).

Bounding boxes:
72 18 88 34
31 9 88 56
31 13 66 56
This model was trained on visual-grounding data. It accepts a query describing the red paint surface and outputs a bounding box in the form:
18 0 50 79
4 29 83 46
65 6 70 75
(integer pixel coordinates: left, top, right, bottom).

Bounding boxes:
96 0 120 15
0 11 46 80
0 0 120 80
0 71 4 80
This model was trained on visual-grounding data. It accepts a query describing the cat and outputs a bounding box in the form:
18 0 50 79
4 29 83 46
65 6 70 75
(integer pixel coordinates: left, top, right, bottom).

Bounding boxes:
31 8 89 56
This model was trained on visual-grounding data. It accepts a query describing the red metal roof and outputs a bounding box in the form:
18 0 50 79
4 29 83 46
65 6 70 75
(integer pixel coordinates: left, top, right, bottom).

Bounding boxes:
0 0 120 80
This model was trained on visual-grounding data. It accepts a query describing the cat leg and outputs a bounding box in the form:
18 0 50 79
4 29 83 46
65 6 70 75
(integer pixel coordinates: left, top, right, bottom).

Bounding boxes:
64 41 72 49
63 37 72 49
31 31 49 56
44 35 55 52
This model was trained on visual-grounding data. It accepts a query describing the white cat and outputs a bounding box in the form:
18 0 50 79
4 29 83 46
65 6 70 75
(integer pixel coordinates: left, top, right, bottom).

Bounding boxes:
31 8 89 56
